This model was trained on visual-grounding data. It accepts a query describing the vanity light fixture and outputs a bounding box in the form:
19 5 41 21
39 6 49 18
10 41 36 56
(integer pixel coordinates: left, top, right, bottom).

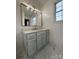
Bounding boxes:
30 7 34 12
21 2 41 13
35 9 40 13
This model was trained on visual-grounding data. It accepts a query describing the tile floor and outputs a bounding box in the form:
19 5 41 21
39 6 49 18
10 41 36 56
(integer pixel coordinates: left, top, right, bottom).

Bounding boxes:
34 44 63 59
20 44 63 59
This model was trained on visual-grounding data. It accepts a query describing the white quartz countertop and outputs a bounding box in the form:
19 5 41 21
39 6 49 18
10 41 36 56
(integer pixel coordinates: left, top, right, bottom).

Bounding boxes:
23 29 49 34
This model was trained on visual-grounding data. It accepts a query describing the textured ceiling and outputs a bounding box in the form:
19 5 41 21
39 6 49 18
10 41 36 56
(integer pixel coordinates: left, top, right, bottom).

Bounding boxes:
24 0 49 10
24 0 57 10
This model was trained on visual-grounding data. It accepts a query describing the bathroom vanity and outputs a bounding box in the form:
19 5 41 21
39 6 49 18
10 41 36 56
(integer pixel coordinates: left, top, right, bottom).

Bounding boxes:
23 29 49 59
20 3 49 59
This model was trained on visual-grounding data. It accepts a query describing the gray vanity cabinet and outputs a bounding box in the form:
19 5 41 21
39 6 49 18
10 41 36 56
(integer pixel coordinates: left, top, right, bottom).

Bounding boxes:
23 29 49 58
26 33 36 57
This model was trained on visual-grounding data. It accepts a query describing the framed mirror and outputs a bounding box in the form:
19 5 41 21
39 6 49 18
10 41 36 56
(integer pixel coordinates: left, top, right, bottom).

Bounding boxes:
20 3 42 27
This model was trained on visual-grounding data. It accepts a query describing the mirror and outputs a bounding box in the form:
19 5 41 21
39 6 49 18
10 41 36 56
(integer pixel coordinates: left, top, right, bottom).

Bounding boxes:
20 3 42 27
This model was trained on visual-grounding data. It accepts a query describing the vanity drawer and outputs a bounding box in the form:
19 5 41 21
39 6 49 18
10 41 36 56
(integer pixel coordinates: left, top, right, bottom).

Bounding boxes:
37 31 46 38
27 33 36 40
37 32 42 36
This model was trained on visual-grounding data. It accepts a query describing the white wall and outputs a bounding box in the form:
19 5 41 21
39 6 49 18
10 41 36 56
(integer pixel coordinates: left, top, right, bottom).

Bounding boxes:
41 0 63 54
16 0 27 59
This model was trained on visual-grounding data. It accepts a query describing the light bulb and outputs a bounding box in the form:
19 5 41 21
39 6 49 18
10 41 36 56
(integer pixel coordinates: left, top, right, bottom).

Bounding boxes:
34 10 37 13
31 7 34 12
26 6 30 10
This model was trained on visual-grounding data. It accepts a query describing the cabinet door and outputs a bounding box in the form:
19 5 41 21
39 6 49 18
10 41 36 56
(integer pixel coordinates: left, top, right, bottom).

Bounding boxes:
37 36 42 50
27 33 36 56
37 31 47 50
41 31 46 46
46 30 49 44
27 39 36 56
37 32 42 50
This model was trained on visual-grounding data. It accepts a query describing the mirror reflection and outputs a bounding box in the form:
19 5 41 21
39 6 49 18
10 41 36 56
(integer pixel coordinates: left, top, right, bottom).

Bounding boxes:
20 3 42 27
